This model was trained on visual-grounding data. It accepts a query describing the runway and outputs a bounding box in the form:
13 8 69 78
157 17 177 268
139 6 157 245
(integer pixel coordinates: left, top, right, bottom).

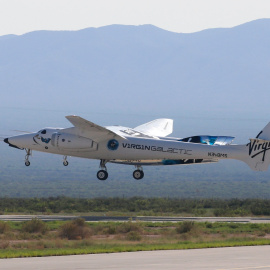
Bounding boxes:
1 215 270 223
1 246 270 270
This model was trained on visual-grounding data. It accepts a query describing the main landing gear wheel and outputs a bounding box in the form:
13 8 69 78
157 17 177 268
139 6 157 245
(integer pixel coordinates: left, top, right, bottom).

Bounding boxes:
97 159 109 180
133 170 144 180
97 170 108 180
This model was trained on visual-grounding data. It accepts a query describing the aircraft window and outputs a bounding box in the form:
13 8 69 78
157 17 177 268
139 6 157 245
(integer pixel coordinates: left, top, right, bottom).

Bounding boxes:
41 130 46 134
180 137 190 142
190 136 201 143
180 136 205 144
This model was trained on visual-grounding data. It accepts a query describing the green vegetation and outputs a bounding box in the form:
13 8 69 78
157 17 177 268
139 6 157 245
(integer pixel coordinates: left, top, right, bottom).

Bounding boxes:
1 219 270 258
1 197 270 216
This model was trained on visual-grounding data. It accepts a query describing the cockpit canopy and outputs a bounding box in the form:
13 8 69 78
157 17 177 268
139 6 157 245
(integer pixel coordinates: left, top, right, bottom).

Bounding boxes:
179 135 234 145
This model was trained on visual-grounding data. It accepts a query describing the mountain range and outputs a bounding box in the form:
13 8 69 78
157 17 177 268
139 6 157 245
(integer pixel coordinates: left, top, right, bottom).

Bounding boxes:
1 19 270 119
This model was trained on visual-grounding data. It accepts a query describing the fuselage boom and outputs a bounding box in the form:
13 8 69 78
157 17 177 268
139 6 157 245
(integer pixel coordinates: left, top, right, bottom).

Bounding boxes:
7 127 245 162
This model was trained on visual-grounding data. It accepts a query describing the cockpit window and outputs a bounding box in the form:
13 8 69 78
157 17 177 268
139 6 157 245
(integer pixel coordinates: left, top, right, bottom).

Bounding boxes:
41 130 46 134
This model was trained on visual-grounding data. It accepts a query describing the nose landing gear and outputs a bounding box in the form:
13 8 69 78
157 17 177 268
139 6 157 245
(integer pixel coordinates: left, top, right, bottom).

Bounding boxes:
133 166 144 180
97 159 108 180
63 156 69 166
24 149 32 166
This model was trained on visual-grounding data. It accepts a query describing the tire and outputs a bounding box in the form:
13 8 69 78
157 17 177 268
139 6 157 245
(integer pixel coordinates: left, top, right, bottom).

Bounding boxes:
25 161 30 167
97 170 108 180
63 161 69 166
133 170 144 180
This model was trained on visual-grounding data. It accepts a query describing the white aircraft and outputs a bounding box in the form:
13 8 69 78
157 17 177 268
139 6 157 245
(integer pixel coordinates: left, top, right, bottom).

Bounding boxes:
4 116 270 180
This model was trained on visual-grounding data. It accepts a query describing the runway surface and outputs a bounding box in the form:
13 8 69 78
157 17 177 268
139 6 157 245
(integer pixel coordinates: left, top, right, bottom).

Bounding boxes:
1 246 270 270
1 215 270 223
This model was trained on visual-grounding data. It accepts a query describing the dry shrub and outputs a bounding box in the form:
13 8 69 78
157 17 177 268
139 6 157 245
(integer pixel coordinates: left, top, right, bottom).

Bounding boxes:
103 225 116 235
116 221 142 234
0 241 9 249
22 218 48 234
59 218 92 240
205 222 213 228
257 231 266 237
55 239 65 248
176 221 196 234
126 231 142 241
0 221 10 234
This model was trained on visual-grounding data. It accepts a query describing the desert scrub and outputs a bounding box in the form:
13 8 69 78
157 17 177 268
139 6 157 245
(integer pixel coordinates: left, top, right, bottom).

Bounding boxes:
103 224 117 235
116 221 143 234
0 241 9 249
21 218 48 234
0 221 10 234
126 231 142 241
59 218 92 240
176 221 197 234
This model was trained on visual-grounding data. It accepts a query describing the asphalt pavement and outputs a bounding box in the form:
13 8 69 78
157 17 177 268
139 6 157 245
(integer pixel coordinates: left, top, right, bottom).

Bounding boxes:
1 215 270 223
1 246 270 270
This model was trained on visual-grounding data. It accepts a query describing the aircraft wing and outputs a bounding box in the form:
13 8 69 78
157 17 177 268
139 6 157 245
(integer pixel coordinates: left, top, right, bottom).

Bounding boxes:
65 115 126 142
134 119 173 137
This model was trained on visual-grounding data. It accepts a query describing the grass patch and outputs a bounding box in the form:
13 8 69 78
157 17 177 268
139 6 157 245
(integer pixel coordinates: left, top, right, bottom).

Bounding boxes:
1 239 270 258
1 220 270 258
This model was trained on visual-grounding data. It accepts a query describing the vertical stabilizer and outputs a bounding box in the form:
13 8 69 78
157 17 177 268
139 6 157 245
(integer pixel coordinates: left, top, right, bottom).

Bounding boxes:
244 138 270 171
241 122 270 171
255 122 270 140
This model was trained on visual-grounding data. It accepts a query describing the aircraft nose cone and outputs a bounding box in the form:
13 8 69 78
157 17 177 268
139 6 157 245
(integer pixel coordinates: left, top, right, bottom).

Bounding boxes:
4 138 9 144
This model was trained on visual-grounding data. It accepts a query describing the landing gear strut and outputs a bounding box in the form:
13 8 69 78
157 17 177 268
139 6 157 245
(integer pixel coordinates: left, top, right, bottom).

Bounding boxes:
25 149 32 166
97 159 108 180
63 156 69 166
133 166 144 180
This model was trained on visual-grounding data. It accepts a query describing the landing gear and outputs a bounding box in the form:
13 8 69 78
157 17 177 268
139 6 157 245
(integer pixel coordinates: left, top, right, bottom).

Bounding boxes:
63 156 69 166
24 149 32 167
97 159 108 180
133 166 144 180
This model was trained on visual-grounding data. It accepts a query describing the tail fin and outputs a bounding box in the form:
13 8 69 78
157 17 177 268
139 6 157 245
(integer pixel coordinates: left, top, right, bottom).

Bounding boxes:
242 122 270 171
255 122 270 140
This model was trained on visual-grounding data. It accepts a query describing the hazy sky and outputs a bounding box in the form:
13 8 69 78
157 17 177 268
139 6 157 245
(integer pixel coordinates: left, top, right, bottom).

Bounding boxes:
1 0 270 36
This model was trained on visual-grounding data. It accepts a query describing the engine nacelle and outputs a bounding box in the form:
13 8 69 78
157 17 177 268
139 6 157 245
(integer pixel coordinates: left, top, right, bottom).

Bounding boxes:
51 132 97 151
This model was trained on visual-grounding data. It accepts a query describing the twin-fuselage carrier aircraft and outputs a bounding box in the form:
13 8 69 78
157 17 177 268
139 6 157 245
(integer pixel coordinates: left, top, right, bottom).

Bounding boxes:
4 116 270 180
